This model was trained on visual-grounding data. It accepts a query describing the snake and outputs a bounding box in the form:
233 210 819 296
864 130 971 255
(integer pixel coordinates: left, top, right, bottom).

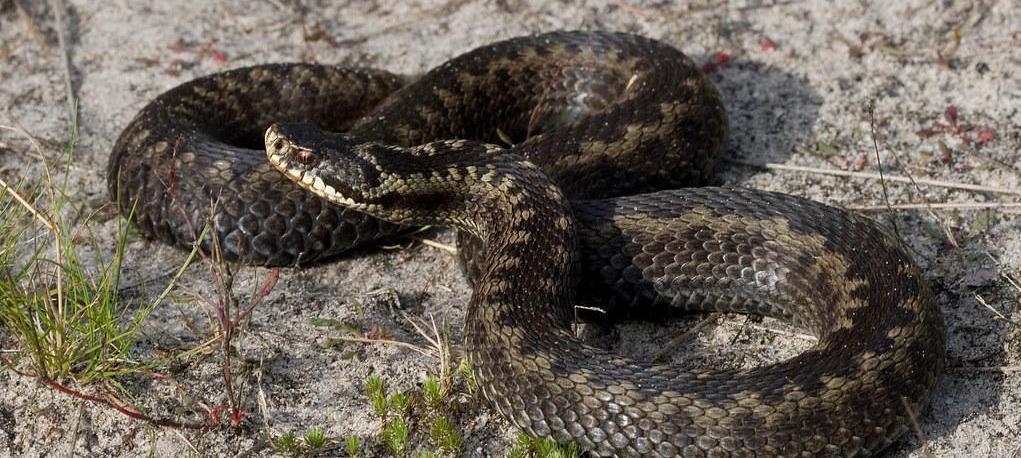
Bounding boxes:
109 31 945 456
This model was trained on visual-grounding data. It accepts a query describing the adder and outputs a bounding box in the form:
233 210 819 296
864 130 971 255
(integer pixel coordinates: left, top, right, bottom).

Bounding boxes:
109 31 945 457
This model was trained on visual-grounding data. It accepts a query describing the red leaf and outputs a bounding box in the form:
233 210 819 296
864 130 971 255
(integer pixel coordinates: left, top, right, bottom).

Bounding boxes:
944 105 959 126
701 52 732 74
977 128 994 144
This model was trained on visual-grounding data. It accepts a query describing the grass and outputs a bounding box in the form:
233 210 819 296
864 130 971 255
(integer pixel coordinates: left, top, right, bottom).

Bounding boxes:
273 425 329 456
344 435 361 456
0 119 193 392
507 432 583 458
350 371 469 456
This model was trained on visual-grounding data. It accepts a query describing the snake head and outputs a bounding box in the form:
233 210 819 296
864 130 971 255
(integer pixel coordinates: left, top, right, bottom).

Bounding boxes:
265 123 383 211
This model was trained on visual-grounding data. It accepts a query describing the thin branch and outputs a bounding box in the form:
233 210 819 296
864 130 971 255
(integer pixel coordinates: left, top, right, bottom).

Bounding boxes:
848 202 1021 211
900 397 934 458
414 237 457 254
984 251 1021 294
726 159 1021 196
652 314 720 363
868 102 895 215
333 335 435 359
742 322 817 341
950 365 1021 373
975 295 1019 327
40 377 209 429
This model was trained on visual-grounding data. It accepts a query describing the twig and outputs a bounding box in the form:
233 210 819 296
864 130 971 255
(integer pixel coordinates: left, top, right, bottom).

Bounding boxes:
415 238 457 254
900 397 934 458
572 305 607 336
333 335 435 359
742 322 817 341
726 159 1021 196
848 202 1021 211
975 295 1019 327
868 103 895 216
39 377 209 429
255 360 273 445
984 251 1021 294
403 312 457 391
652 314 720 363
173 430 200 454
950 365 1021 373
874 103 958 246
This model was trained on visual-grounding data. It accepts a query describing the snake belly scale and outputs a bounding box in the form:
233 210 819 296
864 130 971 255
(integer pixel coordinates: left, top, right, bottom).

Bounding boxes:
109 31 945 456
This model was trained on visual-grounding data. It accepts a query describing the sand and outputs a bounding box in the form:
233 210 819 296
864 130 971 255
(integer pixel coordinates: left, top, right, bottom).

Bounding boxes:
1 0 1019 456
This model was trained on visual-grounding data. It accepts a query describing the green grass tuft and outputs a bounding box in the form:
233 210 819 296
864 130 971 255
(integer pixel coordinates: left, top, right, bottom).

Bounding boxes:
508 432 582 458
304 425 327 449
344 435 361 457
0 115 193 389
276 432 300 455
429 415 462 454
422 376 443 411
383 414 409 455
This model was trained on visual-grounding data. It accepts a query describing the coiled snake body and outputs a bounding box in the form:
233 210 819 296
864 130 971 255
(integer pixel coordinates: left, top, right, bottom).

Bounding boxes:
110 31 945 456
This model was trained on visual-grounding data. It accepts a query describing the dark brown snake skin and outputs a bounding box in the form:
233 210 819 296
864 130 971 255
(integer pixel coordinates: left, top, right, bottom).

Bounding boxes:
109 31 945 456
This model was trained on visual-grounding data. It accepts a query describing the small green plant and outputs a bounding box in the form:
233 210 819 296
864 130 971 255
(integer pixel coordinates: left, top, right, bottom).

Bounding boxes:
422 376 443 411
305 425 328 450
429 416 463 454
459 360 478 395
364 375 413 455
276 432 301 455
367 375 389 417
344 435 361 457
390 391 410 415
508 432 582 458
383 415 410 455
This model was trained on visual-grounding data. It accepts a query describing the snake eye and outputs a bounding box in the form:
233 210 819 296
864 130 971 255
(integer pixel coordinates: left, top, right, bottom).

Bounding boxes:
273 139 287 152
297 149 316 164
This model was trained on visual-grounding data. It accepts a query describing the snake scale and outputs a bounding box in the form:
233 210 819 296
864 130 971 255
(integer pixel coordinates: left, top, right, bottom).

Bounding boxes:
109 31 945 456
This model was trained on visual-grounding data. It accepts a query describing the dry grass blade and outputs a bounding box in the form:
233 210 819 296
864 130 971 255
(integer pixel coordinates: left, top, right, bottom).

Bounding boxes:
975 295 1019 327
333 335 435 359
742 322 817 341
951 365 1021 374
848 202 1021 211
871 103 958 246
0 175 55 232
0 124 49 161
727 159 1021 196
414 238 457 254
984 251 1021 294
652 314 720 363
900 397 934 458
48 0 77 122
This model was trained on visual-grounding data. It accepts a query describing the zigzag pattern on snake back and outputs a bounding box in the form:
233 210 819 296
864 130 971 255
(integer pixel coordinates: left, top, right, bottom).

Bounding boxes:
109 31 945 456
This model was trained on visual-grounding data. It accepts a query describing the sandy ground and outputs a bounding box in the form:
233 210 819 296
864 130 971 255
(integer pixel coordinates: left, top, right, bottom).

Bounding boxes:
1 0 1019 456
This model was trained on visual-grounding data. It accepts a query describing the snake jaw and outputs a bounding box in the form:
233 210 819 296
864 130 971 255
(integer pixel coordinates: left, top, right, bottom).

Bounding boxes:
265 123 378 212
